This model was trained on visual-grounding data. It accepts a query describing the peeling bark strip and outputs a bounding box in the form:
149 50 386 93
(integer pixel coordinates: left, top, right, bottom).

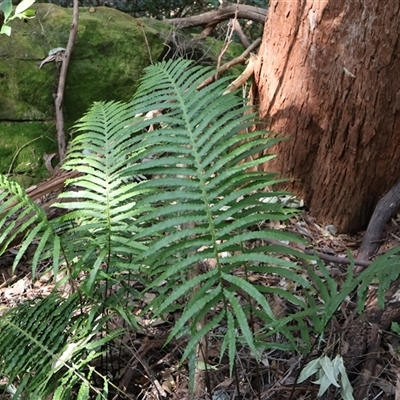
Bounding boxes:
254 0 400 233
223 53 256 94
165 2 267 28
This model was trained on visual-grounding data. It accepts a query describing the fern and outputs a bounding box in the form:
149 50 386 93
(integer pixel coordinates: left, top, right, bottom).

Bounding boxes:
49 59 308 373
357 247 400 310
2 58 399 397
84 60 307 360
56 59 375 375
54 100 150 295
0 174 59 277
0 293 117 399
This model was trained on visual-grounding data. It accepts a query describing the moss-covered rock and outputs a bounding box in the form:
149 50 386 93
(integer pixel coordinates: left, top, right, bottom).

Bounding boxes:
0 121 57 187
0 5 245 186
0 4 164 184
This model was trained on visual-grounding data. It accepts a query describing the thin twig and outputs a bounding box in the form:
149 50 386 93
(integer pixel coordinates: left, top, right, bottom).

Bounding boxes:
137 20 153 64
54 0 79 162
216 17 235 69
197 38 261 90
7 136 45 175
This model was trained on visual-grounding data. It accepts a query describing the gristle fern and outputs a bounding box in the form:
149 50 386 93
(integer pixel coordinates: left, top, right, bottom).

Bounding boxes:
59 58 308 375
1 58 400 398
0 293 116 399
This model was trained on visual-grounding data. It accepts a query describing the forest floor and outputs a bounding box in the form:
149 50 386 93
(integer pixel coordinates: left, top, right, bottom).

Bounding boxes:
1 207 400 400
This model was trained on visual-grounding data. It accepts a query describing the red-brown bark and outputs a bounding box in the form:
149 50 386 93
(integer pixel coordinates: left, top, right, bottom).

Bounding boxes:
254 0 400 233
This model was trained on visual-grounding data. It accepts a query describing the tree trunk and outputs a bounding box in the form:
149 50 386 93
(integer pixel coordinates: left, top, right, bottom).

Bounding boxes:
254 0 400 233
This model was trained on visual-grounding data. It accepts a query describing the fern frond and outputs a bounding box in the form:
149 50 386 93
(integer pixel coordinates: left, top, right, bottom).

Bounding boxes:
357 247 400 310
52 101 152 290
0 174 58 276
2 57 394 397
223 288 258 356
118 59 306 364
181 311 226 363
167 286 223 341
52 59 318 383
0 293 116 399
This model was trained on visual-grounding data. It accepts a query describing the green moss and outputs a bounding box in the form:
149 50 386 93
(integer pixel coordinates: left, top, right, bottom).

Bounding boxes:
0 58 56 119
0 4 245 187
0 121 57 187
1 4 165 122
63 8 164 120
0 4 165 183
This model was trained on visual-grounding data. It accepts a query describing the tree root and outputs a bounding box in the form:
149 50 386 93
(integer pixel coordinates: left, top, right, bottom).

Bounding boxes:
357 179 400 267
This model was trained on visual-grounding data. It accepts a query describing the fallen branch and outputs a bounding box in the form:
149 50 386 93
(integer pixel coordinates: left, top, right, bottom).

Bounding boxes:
165 2 267 28
198 22 218 39
25 169 81 202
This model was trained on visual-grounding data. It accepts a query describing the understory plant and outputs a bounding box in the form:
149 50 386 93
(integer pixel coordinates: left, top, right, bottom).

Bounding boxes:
1 58 400 399
0 0 36 36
